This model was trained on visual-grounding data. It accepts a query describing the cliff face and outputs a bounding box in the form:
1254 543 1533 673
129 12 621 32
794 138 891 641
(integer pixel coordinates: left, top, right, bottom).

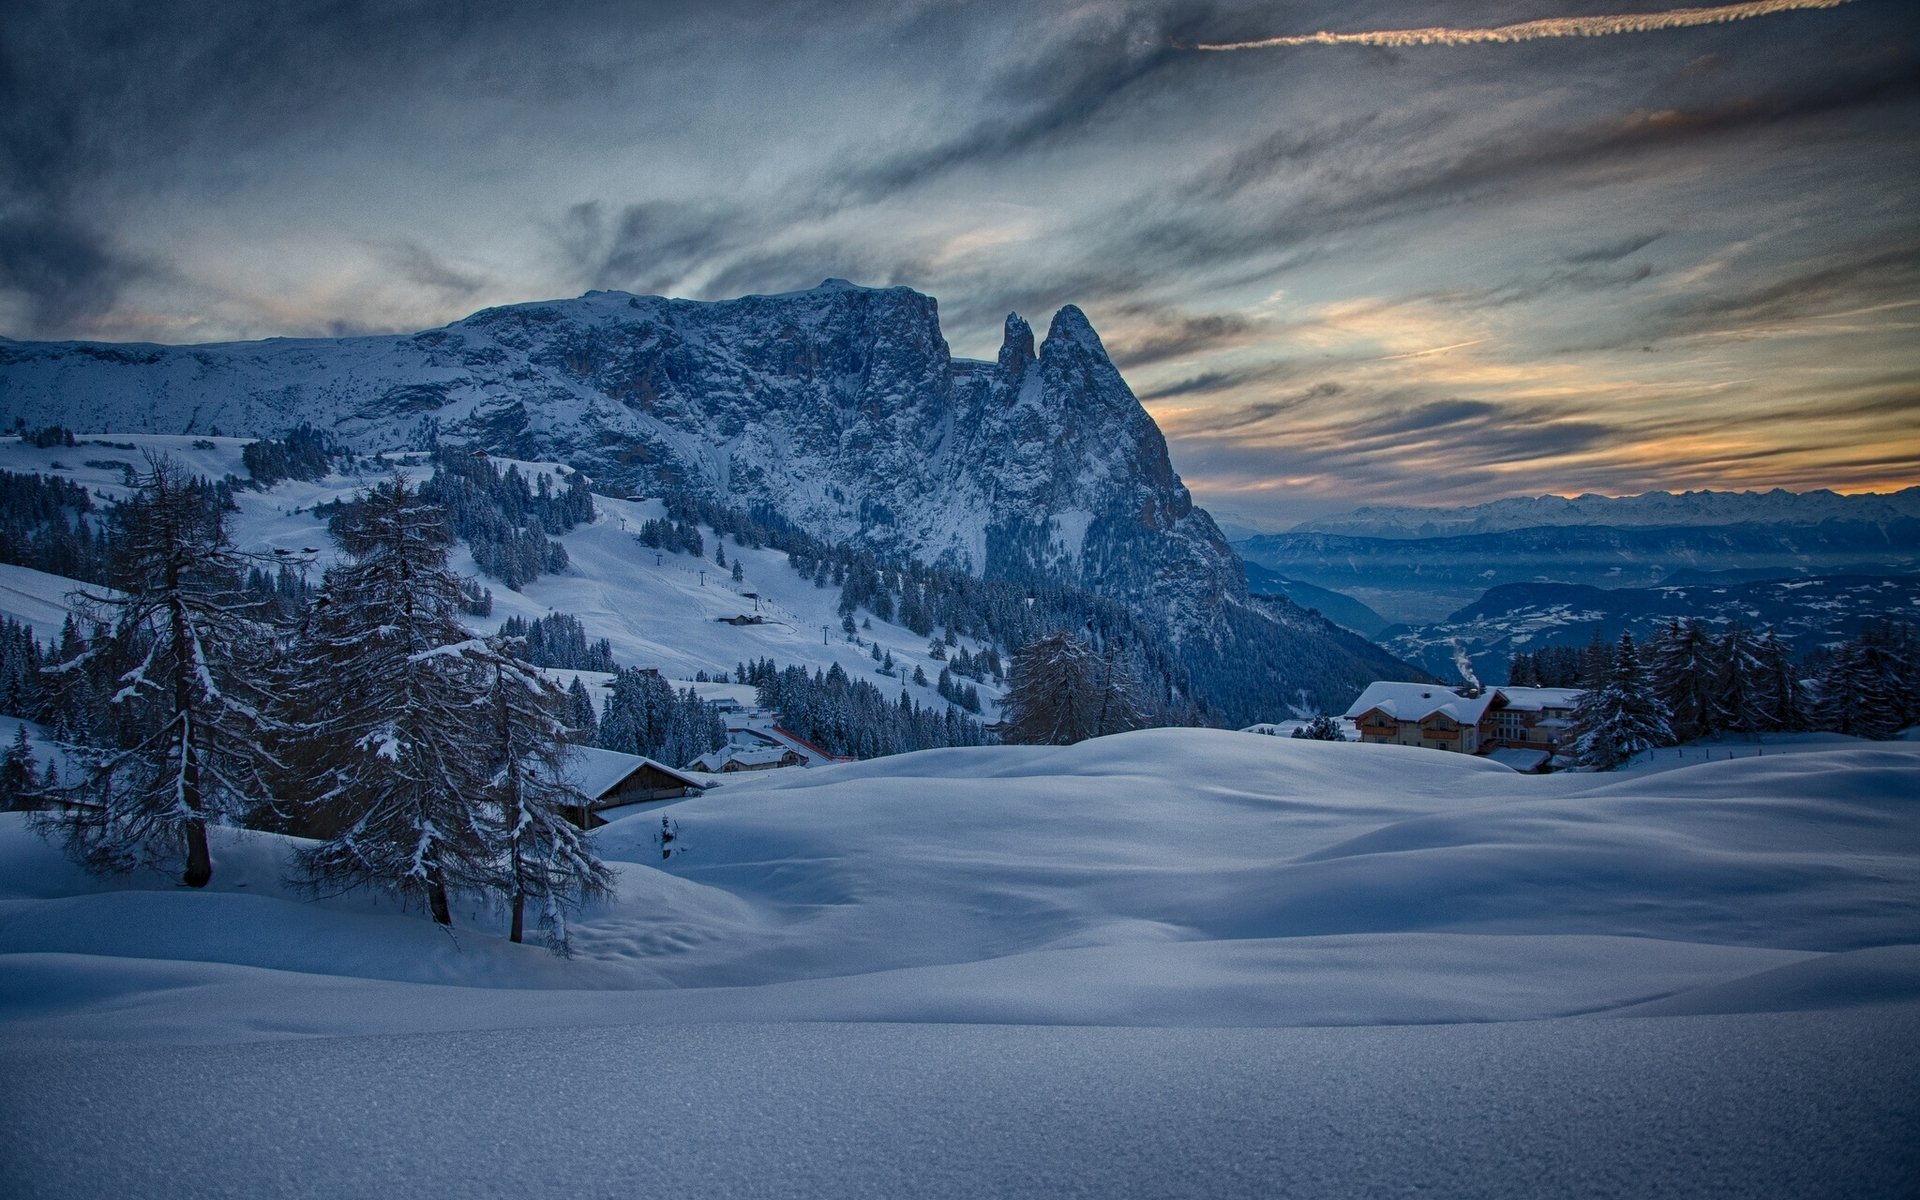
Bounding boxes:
1 280 1423 714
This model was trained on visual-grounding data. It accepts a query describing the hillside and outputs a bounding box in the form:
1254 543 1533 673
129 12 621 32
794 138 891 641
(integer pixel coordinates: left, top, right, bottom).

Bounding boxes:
0 434 1010 724
3 731 1916 1196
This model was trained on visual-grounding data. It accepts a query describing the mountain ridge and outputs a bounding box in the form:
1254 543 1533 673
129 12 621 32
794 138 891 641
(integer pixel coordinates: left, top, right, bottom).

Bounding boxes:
0 280 1426 718
1288 487 1920 539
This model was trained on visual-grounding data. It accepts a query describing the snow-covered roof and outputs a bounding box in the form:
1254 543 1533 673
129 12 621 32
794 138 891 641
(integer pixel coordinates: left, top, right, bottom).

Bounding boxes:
692 746 797 771
1486 747 1553 773
1343 682 1500 725
550 746 707 798
1498 687 1583 712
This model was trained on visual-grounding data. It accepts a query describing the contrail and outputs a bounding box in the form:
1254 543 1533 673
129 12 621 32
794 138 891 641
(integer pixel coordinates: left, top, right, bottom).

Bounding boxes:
1189 0 1858 51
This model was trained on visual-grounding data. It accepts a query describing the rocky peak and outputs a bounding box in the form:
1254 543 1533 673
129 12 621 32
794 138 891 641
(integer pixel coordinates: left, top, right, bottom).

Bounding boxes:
997 312 1036 379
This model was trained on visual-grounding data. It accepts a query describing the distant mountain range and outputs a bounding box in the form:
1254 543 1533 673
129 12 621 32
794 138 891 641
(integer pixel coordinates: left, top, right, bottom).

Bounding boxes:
1377 574 1920 687
1290 488 1920 539
1240 501 1920 625
0 281 1423 719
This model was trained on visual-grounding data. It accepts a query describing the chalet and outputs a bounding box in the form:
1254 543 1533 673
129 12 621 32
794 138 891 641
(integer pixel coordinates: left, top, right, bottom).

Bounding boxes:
1492 687 1582 753
540 746 710 828
1342 682 1505 755
690 745 804 773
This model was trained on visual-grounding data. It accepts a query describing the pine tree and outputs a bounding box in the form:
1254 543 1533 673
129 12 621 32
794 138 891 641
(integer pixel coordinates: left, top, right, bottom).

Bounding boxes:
1648 618 1717 743
566 675 599 743
284 475 500 926
1001 630 1144 745
485 656 614 950
36 455 280 886
1711 623 1766 734
1754 628 1806 732
1572 632 1672 770
1290 715 1347 741
1812 640 1901 740
0 722 36 810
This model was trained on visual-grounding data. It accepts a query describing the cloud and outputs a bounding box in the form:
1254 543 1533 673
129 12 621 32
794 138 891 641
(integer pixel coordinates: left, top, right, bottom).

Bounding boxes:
1563 233 1665 264
1107 309 1262 368
555 201 749 297
1139 363 1316 401
1189 0 1858 51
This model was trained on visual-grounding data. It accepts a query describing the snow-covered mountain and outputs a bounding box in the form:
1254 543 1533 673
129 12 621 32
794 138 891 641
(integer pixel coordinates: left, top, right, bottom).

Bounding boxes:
0 282 1224 613
0 283 1423 716
1290 487 1920 539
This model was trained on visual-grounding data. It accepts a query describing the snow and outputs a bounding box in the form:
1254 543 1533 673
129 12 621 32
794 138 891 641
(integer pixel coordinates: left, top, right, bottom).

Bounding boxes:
0 562 99 641
1342 680 1498 723
0 448 1006 729
556 745 705 799
1 731 1917 1195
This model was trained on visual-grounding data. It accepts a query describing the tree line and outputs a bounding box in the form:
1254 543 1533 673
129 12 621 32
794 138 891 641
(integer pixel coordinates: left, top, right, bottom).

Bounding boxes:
1568 618 1919 769
11 458 610 950
737 657 989 759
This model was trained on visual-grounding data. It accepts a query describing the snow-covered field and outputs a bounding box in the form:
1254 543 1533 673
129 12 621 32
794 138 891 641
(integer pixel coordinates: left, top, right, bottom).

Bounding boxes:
4 731 1917 1197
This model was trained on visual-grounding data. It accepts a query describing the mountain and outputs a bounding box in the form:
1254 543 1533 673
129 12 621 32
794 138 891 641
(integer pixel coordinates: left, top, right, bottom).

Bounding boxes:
1242 562 1390 639
1241 521 1920 625
1291 488 1920 539
1377 574 1920 687
0 282 1424 718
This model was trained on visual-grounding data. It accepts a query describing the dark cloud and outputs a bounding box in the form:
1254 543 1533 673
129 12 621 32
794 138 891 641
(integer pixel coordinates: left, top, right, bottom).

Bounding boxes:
1108 310 1259 368
386 242 487 298
1139 363 1315 401
821 7 1213 207
556 202 748 297
1092 47 1920 292
1663 242 1920 333
1563 233 1665 264
0 207 143 335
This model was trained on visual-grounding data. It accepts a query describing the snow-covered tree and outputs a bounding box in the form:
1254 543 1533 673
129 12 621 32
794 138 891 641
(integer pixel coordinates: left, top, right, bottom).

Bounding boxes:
485 655 613 950
1710 623 1766 734
284 475 500 926
1648 618 1718 743
1290 715 1347 741
38 455 280 886
1572 632 1672 771
565 675 598 743
1811 640 1901 740
1001 631 1146 745
1 723 37 810
1754 628 1807 732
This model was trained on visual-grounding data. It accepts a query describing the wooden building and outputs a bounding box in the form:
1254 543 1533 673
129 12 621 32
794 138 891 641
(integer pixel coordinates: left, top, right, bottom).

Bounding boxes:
543 746 710 828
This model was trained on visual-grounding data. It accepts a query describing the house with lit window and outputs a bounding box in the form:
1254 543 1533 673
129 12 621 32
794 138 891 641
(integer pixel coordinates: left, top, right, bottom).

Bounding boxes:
1342 681 1585 771
1342 682 1505 755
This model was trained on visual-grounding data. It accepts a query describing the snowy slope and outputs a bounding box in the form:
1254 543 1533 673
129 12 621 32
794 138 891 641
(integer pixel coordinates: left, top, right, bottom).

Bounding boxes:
0 441 1003 723
4 730 1916 1197
3 731 1914 1035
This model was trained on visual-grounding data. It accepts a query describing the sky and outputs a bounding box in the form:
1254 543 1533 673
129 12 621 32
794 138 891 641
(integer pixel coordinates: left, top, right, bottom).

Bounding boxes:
3 1 1916 526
